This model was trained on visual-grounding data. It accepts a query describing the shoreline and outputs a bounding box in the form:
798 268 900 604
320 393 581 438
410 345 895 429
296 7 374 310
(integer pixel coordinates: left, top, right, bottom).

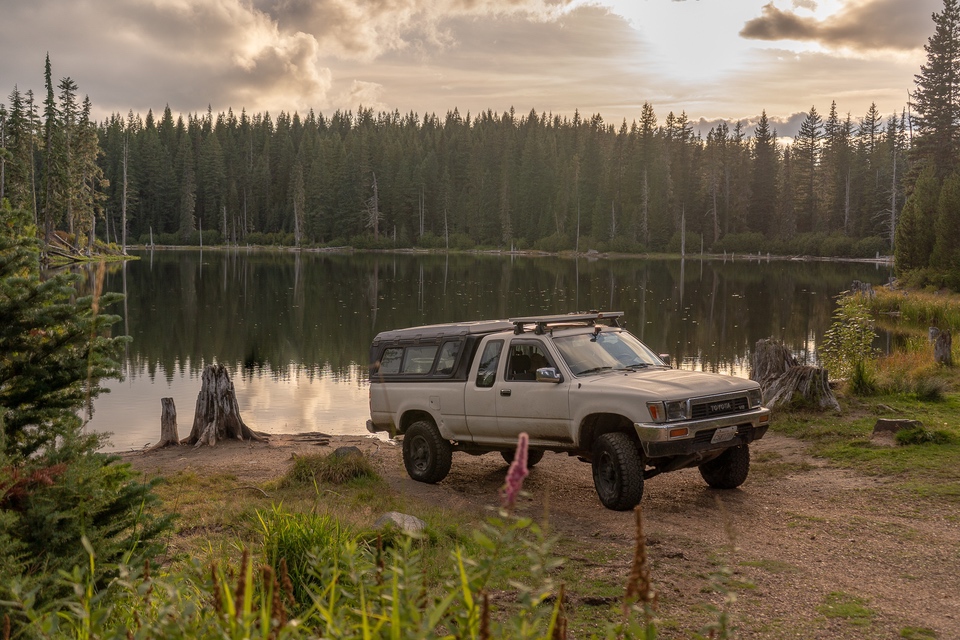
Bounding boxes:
125 243 896 266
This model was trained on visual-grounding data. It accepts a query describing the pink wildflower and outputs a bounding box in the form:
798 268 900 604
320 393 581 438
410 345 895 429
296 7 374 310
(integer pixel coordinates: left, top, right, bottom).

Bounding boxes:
500 432 530 510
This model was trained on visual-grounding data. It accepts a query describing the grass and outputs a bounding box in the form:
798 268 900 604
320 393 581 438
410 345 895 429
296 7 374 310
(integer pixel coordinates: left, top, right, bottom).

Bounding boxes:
738 559 799 574
771 386 960 499
817 591 876 627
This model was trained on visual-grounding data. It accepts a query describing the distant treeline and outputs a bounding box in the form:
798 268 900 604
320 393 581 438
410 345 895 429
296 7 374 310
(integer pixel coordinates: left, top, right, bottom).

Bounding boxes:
1 58 908 258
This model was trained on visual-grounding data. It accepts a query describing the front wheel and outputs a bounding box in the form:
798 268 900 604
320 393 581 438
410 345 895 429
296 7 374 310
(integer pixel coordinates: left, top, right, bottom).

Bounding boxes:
501 449 545 467
591 432 644 511
402 420 453 484
698 444 750 489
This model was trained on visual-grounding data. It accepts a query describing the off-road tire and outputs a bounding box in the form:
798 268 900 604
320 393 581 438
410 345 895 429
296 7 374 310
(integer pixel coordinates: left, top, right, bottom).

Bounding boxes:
591 432 644 511
698 444 750 489
500 449 545 468
402 420 453 484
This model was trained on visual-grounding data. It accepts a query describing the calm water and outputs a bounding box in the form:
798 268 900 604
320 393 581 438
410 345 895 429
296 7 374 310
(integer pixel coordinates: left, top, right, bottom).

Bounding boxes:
82 249 892 451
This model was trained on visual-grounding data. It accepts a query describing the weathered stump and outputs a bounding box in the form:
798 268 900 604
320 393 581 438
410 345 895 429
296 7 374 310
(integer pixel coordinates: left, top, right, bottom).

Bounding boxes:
750 338 799 392
182 364 268 447
934 330 953 366
763 365 841 412
148 397 181 450
849 280 875 299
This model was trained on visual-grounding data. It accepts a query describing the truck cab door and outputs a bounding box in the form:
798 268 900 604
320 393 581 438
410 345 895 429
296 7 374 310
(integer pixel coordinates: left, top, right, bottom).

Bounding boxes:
463 338 504 444
495 338 573 445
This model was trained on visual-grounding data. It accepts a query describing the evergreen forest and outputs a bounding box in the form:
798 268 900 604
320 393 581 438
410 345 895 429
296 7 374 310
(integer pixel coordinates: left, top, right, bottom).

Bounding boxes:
3 65 905 260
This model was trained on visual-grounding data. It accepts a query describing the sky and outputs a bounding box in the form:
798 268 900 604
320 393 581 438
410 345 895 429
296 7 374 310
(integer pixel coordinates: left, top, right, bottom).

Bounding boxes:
0 0 939 138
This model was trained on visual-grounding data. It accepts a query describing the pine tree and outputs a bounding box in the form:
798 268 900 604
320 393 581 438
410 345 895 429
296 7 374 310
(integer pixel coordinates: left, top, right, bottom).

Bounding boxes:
895 167 940 273
176 134 196 241
0 208 170 626
912 0 960 179
793 106 823 233
749 111 778 235
931 170 960 282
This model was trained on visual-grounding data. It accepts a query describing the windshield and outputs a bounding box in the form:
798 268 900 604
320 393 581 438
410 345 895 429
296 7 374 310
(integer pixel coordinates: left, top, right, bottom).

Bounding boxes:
553 330 664 376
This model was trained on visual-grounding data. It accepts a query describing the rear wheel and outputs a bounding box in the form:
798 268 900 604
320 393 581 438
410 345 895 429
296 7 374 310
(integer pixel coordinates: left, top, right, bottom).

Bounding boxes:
402 420 453 484
500 449 545 467
698 444 750 489
591 432 644 511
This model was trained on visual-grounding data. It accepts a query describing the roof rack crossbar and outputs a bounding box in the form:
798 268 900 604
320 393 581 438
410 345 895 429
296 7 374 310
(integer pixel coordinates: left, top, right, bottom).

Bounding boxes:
508 311 624 334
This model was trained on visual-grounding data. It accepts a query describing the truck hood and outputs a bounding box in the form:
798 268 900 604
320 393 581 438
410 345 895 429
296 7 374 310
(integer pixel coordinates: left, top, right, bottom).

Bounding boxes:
579 367 758 399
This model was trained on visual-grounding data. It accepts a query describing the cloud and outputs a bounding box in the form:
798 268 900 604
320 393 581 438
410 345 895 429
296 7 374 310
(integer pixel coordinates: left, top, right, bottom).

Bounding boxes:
740 0 938 52
0 0 575 118
329 5 651 118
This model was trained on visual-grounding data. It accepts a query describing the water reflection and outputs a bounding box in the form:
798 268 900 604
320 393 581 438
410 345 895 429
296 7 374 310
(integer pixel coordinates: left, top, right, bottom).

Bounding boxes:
82 249 892 451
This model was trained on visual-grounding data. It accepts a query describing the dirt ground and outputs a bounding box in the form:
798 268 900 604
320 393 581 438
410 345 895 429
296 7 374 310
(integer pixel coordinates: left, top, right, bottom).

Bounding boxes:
123 431 960 639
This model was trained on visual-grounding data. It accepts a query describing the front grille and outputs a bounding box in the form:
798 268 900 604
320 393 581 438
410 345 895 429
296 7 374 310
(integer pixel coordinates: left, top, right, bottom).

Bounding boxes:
691 396 749 419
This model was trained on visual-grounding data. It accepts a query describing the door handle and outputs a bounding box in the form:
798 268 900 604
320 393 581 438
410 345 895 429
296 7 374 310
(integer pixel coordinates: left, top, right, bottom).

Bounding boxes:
500 389 512 397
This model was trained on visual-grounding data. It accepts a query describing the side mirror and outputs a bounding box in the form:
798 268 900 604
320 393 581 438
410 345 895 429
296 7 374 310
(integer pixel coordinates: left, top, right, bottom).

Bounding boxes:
658 354 671 366
536 367 562 383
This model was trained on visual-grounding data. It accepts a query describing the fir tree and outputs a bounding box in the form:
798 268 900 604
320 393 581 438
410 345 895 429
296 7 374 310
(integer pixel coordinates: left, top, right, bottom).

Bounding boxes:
912 0 960 179
0 207 170 625
932 170 960 283
895 166 940 274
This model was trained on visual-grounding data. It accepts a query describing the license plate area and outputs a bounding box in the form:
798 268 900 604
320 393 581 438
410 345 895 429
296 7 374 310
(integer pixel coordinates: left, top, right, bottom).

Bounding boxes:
710 426 738 444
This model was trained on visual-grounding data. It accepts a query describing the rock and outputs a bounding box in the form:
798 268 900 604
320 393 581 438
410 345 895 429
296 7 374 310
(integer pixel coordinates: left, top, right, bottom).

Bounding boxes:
375 511 426 535
331 445 363 459
871 418 923 446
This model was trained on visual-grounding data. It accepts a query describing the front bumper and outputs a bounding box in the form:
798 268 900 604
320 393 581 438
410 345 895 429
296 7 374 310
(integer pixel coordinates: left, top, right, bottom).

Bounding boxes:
634 407 771 458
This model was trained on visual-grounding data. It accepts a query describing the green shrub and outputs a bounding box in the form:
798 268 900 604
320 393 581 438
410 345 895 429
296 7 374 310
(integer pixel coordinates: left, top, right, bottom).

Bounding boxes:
819 294 877 383
712 232 765 254
894 426 956 445
258 505 346 607
913 375 948 401
853 236 889 259
820 234 855 258
282 451 380 487
850 359 878 396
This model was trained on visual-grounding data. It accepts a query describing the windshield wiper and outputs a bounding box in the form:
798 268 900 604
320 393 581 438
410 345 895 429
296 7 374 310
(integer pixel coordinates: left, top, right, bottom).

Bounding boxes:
578 366 613 376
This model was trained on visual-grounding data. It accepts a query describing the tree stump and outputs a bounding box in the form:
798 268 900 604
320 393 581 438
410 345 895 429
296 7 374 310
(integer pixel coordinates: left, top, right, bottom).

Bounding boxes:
182 364 268 447
750 338 799 392
148 397 181 450
764 365 841 412
934 330 953 366
849 280 875 299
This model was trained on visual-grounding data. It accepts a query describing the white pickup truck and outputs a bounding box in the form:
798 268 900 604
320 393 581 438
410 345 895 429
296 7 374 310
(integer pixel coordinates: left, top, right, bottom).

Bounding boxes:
367 312 770 510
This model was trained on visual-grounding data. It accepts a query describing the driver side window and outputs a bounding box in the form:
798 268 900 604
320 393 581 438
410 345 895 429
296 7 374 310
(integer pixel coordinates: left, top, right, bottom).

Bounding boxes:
475 340 503 388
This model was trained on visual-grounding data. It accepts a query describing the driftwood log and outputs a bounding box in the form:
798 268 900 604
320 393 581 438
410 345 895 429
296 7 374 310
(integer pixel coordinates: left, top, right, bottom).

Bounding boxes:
934 330 953 366
751 338 840 411
148 397 181 450
182 364 268 447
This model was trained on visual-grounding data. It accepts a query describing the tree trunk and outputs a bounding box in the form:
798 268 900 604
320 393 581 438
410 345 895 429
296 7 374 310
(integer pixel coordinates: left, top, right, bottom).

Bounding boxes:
764 365 840 412
750 338 798 392
934 330 953 366
148 397 180 450
182 364 267 447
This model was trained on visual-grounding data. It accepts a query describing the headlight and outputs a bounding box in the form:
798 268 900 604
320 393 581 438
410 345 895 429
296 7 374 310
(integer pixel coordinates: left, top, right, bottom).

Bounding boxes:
648 400 687 422
665 400 688 421
748 388 762 408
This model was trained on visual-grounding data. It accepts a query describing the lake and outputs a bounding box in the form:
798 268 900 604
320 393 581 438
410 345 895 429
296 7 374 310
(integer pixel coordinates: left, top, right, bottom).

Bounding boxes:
81 249 892 451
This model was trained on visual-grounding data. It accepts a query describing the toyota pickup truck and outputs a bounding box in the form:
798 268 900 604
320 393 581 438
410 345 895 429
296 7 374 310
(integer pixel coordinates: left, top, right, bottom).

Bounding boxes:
366 312 770 510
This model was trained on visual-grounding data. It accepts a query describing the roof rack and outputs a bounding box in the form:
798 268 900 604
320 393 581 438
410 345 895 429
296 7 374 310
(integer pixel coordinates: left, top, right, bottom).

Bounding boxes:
508 311 624 335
